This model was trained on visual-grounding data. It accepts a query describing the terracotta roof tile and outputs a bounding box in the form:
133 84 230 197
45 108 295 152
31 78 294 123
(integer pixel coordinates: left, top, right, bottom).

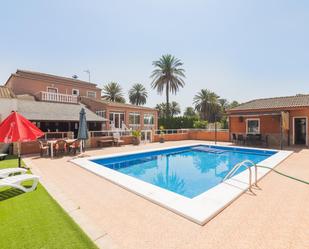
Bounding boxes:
82 96 157 111
0 86 15 98
14 69 100 88
229 94 309 112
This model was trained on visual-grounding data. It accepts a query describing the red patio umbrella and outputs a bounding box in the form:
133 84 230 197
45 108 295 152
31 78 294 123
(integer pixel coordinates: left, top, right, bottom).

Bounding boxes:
0 111 44 167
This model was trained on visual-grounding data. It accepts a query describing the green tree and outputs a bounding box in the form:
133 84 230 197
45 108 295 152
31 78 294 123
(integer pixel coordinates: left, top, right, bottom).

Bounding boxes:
183 107 197 117
228 100 240 109
170 101 181 117
193 89 220 122
218 98 228 112
156 102 181 118
151 54 185 117
155 103 167 118
102 82 125 103
128 83 148 105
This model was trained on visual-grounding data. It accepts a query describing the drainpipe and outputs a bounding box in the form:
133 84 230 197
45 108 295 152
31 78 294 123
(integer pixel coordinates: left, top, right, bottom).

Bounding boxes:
280 114 283 150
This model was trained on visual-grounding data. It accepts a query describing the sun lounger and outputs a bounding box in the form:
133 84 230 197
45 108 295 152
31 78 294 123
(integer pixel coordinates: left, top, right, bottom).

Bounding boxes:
0 174 39 192
0 153 8 160
0 168 27 179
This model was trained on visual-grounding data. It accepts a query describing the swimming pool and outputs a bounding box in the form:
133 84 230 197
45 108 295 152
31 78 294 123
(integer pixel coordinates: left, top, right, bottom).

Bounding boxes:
91 145 276 198
72 143 292 225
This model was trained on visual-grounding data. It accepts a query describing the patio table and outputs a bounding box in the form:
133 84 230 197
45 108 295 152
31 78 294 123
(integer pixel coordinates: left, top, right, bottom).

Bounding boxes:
46 140 57 159
47 139 77 158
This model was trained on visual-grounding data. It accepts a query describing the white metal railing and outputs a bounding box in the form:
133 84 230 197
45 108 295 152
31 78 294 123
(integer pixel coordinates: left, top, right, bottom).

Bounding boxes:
40 131 74 140
154 128 229 135
90 128 229 138
90 130 132 137
39 91 78 104
143 124 155 130
154 129 189 135
128 124 141 129
222 160 258 192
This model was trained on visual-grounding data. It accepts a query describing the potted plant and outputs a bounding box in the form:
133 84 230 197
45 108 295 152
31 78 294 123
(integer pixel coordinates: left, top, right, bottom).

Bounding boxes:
132 130 141 145
159 126 165 143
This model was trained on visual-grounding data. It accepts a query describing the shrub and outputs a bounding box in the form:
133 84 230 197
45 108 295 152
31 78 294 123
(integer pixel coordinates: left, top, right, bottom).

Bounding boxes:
132 130 141 137
193 120 208 129
158 116 199 129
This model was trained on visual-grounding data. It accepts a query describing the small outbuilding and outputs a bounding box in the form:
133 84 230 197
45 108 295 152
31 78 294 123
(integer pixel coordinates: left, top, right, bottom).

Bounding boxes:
227 94 309 147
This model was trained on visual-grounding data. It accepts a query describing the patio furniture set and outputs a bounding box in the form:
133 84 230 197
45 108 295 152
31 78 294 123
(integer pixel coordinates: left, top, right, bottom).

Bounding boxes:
232 133 269 147
39 139 80 158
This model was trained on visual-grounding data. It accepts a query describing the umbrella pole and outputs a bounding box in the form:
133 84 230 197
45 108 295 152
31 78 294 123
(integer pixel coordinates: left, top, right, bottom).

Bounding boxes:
18 142 21 168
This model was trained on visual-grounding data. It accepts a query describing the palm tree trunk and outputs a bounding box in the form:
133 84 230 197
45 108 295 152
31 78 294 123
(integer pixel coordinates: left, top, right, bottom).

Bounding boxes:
166 82 170 117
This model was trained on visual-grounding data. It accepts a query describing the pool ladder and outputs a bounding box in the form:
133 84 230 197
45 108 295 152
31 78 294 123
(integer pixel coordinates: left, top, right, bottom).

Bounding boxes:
223 160 258 192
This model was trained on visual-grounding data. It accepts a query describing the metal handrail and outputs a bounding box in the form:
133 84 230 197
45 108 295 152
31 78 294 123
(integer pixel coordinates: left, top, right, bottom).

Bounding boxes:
223 160 258 192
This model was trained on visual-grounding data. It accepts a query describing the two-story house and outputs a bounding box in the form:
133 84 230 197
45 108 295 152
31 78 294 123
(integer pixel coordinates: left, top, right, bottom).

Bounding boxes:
1 70 158 136
1 70 106 136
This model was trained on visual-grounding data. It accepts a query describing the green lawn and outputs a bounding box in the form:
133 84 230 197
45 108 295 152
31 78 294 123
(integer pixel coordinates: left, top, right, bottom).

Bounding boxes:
0 156 98 249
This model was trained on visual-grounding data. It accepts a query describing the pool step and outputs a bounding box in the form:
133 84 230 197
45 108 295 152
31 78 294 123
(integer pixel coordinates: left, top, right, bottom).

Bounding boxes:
193 146 227 154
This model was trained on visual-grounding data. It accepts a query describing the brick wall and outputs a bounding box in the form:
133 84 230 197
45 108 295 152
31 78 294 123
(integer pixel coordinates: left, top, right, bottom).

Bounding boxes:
6 74 101 100
153 133 189 142
81 97 158 130
189 130 230 141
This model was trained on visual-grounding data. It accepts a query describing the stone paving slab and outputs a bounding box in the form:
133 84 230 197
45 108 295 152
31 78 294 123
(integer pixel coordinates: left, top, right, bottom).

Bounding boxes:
24 141 309 249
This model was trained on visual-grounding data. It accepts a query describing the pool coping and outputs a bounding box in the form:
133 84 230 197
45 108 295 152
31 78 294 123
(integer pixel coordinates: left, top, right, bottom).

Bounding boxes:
71 143 293 225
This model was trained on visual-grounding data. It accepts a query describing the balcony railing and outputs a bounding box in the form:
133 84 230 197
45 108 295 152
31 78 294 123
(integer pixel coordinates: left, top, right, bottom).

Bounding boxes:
38 91 78 104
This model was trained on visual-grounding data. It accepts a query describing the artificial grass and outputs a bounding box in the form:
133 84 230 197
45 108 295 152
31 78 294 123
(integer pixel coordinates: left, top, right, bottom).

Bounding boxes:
0 156 98 249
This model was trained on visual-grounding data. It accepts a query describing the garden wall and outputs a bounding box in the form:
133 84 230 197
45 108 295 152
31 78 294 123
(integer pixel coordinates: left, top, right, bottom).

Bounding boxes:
14 130 230 155
153 130 230 143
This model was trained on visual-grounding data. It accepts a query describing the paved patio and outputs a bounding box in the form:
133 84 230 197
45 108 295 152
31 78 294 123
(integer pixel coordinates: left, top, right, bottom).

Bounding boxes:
24 140 309 249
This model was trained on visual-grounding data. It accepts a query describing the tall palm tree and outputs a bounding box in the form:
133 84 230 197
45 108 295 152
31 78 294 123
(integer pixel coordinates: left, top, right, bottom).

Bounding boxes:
128 83 148 105
102 82 125 103
151 54 185 117
193 89 220 122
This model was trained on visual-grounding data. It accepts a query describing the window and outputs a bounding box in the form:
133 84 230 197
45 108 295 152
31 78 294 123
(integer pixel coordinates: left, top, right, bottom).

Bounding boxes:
246 119 260 134
72 89 80 96
47 87 58 93
96 110 106 118
144 113 154 125
129 112 140 125
87 91 96 98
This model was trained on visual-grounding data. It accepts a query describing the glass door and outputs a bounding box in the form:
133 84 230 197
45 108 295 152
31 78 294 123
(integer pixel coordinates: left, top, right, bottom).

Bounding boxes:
110 112 125 129
294 118 307 145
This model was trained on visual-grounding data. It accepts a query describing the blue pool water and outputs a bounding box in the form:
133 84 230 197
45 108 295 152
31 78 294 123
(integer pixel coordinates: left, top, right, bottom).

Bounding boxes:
91 145 276 198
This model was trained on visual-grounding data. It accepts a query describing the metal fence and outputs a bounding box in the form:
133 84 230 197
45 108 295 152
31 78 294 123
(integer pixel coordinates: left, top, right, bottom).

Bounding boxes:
41 131 74 140
89 130 132 137
154 128 228 135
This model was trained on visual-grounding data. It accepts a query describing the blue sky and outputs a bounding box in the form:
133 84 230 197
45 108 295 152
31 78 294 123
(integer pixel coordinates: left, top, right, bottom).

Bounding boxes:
1 0 308 111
